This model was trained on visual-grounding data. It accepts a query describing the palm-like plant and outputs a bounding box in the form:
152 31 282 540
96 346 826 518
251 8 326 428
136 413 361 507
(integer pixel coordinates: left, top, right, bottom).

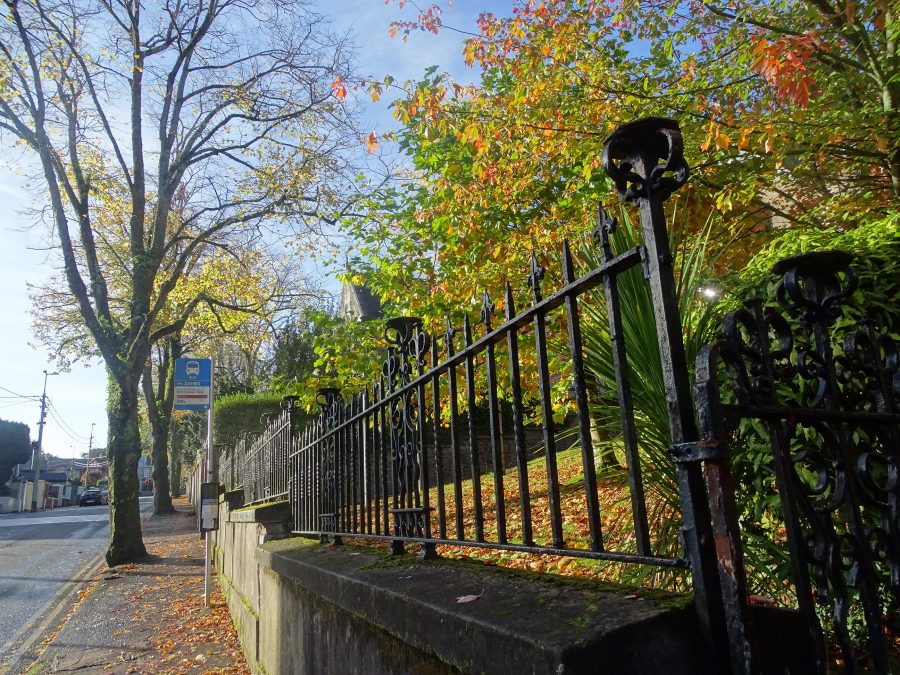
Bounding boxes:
578 205 721 566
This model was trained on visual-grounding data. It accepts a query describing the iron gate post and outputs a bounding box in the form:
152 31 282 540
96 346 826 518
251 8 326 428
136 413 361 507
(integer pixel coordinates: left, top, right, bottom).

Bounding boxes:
602 118 742 674
317 387 342 544
281 395 299 539
383 317 434 559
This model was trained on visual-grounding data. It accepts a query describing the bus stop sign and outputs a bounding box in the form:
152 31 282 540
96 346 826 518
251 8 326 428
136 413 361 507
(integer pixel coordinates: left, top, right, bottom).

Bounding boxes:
174 358 212 410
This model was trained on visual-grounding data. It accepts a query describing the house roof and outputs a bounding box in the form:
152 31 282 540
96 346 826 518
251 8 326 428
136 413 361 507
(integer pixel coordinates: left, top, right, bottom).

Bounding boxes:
338 281 383 321
15 470 70 483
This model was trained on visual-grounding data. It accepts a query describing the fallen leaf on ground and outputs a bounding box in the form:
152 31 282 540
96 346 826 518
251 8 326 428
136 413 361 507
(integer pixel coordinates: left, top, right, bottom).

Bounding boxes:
456 591 484 604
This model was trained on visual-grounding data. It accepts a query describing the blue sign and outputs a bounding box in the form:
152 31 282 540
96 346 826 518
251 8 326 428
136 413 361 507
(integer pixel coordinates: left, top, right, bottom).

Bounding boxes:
174 358 212 410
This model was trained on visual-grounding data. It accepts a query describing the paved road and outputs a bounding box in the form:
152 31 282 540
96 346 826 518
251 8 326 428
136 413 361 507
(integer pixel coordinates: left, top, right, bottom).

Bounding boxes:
0 496 153 670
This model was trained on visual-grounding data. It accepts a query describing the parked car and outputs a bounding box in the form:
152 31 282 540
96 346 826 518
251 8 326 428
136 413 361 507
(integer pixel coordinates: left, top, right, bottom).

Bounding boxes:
79 488 107 506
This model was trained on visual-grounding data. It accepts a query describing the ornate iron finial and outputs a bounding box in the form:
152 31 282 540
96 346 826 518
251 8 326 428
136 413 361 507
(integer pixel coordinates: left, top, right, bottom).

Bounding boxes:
594 204 617 260
481 290 495 330
280 395 300 411
601 117 689 203
384 316 423 348
315 387 341 409
527 253 545 301
773 251 857 329
444 316 456 348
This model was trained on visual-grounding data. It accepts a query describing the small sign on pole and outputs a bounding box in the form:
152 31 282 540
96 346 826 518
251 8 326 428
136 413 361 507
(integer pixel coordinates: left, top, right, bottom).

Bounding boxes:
199 482 219 532
174 358 212 410
177 356 216 605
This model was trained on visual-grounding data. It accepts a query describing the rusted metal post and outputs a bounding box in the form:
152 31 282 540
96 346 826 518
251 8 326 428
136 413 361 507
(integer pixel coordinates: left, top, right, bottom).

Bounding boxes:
602 118 738 674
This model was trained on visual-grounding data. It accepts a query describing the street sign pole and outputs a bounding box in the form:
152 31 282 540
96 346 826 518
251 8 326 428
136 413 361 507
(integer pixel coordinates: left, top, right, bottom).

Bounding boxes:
172 356 215 606
204 357 215 608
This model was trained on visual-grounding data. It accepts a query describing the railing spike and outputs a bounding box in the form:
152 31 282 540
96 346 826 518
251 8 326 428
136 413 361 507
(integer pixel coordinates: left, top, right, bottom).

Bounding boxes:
444 316 455 345
481 290 495 329
527 252 545 301
562 240 575 285
504 281 516 319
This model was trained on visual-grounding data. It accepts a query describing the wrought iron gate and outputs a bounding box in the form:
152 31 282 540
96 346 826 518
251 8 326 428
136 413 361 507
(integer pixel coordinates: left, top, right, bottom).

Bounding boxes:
696 251 899 674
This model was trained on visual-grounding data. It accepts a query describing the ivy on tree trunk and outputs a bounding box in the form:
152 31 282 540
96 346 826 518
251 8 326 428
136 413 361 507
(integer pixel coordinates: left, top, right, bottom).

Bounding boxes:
106 377 147 565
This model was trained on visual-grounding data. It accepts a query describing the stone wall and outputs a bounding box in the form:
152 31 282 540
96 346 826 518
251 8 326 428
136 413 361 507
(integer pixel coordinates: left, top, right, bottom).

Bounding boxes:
213 493 716 675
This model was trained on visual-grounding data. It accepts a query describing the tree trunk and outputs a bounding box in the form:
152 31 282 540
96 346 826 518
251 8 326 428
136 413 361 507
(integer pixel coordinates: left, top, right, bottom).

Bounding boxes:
170 417 182 498
143 363 175 515
106 376 148 565
152 443 174 513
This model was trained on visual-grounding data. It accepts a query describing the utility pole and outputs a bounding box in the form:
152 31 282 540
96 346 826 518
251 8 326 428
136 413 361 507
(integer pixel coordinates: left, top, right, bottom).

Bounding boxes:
30 369 58 512
82 423 95 486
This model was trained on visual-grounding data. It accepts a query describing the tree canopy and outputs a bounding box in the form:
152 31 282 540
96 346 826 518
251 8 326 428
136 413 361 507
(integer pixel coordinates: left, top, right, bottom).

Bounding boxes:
0 0 364 563
387 0 899 228
0 418 30 496
326 0 899 368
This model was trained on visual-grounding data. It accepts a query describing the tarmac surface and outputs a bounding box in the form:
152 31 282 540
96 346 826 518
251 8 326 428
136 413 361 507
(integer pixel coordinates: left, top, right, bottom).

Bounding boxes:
0 499 151 661
1 499 249 675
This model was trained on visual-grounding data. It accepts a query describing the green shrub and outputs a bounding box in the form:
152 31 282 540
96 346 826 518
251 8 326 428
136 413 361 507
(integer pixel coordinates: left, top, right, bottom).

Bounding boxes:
723 213 899 333
0 419 31 496
214 392 290 447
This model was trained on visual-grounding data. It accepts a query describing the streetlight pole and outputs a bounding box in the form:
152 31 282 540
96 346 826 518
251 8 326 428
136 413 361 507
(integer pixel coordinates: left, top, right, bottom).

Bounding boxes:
30 369 58 512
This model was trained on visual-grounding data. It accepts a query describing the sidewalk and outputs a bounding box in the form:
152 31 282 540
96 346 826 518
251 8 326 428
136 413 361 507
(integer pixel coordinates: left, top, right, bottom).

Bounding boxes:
23 498 249 675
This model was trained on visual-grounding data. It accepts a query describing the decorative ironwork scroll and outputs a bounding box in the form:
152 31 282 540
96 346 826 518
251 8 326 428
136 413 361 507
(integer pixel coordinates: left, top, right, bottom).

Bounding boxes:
383 317 432 554
697 251 899 674
317 387 342 538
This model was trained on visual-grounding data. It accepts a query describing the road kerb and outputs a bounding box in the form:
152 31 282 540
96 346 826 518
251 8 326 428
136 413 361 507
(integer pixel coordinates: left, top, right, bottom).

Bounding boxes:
0 500 156 675
0 550 104 675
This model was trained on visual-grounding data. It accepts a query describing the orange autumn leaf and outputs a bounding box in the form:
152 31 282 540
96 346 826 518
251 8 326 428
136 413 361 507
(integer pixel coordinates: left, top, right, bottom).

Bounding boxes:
751 35 816 107
714 132 732 150
366 131 379 155
331 76 348 101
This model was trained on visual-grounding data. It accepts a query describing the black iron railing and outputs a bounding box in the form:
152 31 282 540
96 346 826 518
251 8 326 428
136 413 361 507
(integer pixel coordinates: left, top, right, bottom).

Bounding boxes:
279 242 685 567
220 116 731 667
696 251 900 674
240 404 294 504
215 117 899 674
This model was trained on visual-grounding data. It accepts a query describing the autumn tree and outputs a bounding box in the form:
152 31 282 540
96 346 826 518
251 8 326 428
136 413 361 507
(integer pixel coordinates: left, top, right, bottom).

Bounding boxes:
140 239 314 514
386 0 899 227
32 182 309 514
0 419 30 496
345 0 900 334
1 0 362 563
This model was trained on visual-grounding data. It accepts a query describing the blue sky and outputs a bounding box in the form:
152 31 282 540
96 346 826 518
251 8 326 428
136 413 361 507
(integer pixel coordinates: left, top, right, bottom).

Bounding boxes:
0 0 509 459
